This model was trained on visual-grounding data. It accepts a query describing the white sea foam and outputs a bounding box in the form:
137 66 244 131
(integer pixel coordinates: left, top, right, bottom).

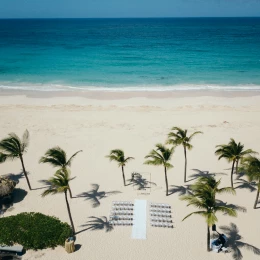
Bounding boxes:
1 83 260 92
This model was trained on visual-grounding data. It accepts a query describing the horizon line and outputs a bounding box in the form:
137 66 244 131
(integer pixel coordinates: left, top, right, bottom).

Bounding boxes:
0 16 260 20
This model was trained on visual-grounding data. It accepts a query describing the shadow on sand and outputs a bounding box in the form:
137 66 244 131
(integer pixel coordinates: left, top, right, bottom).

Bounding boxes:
35 179 52 191
234 172 257 192
3 172 24 184
76 216 113 235
0 188 28 213
127 174 157 190
168 185 193 196
188 169 227 182
74 244 82 252
220 223 260 260
77 184 121 208
216 199 247 213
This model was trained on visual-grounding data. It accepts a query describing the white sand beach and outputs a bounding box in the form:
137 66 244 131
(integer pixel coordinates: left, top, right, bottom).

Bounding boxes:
1 92 260 260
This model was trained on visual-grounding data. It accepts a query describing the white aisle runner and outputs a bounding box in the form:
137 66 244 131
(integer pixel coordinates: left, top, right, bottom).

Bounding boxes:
131 199 147 239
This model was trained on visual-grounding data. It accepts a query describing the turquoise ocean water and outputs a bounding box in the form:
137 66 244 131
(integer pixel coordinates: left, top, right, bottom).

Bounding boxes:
0 18 260 91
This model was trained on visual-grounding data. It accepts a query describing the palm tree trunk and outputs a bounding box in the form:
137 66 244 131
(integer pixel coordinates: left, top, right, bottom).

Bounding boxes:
64 190 75 235
121 166 126 186
164 166 169 196
184 146 187 182
254 187 259 209
19 155 32 190
231 160 235 188
207 225 211 252
236 159 239 175
68 185 73 199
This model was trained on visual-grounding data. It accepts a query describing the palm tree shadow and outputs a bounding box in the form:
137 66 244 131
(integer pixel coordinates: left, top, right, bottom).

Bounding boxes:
188 169 227 182
220 223 260 260
216 200 247 213
36 179 52 191
234 179 257 192
76 216 113 235
77 184 121 208
234 172 257 192
168 185 193 196
38 180 52 186
3 172 24 184
127 174 157 190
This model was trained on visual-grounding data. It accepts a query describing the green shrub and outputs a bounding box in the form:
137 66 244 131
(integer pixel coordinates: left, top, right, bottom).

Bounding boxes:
0 212 72 250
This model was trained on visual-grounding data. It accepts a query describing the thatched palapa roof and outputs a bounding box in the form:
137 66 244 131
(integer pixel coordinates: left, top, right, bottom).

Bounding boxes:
0 177 17 197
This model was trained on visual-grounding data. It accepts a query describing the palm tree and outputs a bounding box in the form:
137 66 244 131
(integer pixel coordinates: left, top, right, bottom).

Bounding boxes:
39 147 82 198
181 176 237 252
167 127 202 182
144 144 174 196
0 130 32 190
215 139 256 188
106 149 134 186
42 168 75 234
240 156 260 209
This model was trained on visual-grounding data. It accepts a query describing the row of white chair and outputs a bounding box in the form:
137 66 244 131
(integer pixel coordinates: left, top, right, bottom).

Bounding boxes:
111 210 133 215
110 220 133 226
150 208 171 213
151 222 173 228
112 206 133 210
110 215 133 220
150 213 171 217
150 217 172 223
112 201 134 206
150 203 171 208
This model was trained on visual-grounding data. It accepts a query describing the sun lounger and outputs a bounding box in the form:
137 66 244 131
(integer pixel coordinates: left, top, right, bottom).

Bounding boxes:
0 245 23 255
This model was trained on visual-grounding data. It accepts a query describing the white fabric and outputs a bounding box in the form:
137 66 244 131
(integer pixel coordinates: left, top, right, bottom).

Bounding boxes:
131 200 147 239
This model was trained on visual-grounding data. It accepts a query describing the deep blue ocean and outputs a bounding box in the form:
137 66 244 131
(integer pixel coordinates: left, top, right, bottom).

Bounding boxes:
0 18 260 91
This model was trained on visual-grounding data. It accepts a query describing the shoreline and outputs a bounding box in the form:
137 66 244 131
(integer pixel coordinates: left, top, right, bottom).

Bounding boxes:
1 89 260 100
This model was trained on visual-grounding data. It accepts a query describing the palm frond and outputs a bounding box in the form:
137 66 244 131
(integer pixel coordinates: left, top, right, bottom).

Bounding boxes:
205 212 218 226
167 127 202 150
39 146 67 167
215 206 237 217
180 195 207 209
22 130 30 151
66 150 82 167
181 175 237 226
0 140 19 156
186 143 193 150
0 152 8 163
0 131 29 158
182 210 207 221
144 144 174 168
217 187 236 195
188 131 203 140
41 168 71 197
239 156 260 183
107 149 133 167
106 154 118 162
144 158 163 166
165 162 173 169
124 156 134 163
41 188 58 197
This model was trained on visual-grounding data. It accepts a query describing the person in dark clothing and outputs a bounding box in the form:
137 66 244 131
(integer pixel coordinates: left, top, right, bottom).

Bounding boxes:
217 234 227 252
